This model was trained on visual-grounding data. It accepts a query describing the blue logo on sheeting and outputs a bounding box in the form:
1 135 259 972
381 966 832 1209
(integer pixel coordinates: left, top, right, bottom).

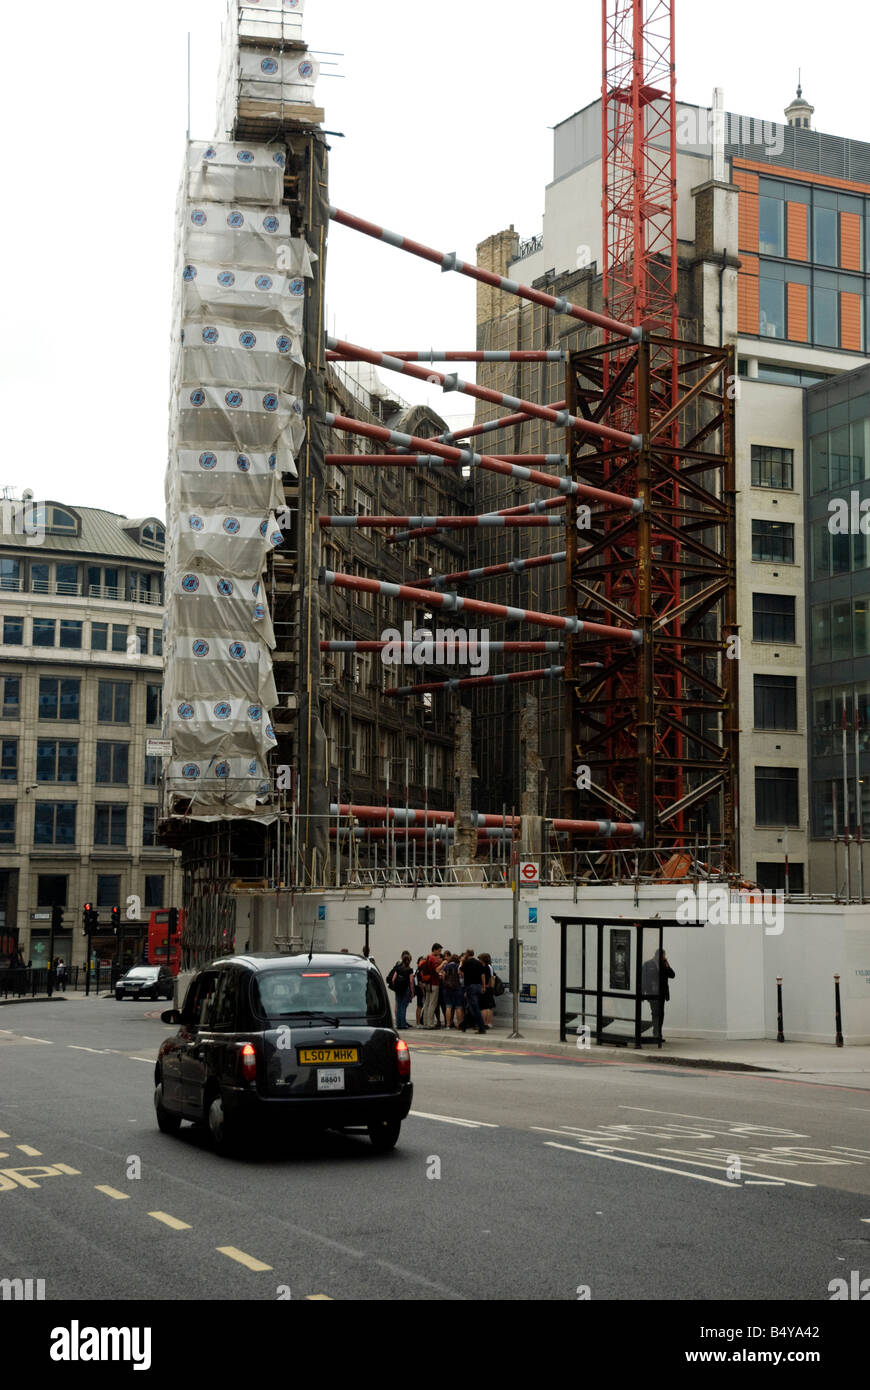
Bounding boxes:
255 275 273 291
253 604 265 620
178 702 194 720
249 760 258 776
214 702 231 719
181 574 199 592
217 579 234 596
188 515 204 530
271 531 284 547
268 454 277 470
223 517 241 535
289 277 304 296
252 582 260 597
261 57 278 74
182 763 200 779
204 146 216 160
191 209 206 226
263 216 279 232
299 61 314 78
236 454 251 472
237 150 254 163
192 639 209 657
189 389 205 406
183 264 197 281
215 761 230 779
199 452 217 469
266 723 274 740
239 330 256 349
276 335 291 354
259 519 268 537
229 642 246 660
227 211 244 228
202 326 219 344
273 151 286 167
248 704 262 721
218 270 235 287
225 390 243 408
262 393 278 411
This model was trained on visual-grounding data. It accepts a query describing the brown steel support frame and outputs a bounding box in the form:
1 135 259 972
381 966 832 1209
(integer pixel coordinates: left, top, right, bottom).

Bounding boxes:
564 333 737 870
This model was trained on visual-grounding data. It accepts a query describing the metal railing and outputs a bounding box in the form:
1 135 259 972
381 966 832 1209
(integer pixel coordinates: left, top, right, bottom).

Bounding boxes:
514 233 544 261
0 578 161 604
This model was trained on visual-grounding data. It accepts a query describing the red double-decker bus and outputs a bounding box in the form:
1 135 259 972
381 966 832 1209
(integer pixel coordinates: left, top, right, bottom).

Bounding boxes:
146 909 183 975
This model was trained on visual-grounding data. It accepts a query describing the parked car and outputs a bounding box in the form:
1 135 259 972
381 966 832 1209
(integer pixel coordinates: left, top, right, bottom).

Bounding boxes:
154 953 412 1154
116 965 175 1002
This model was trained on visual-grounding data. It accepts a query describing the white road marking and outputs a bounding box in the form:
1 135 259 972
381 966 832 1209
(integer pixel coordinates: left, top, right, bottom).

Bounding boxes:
19 1037 53 1045
16 1145 41 1157
530 1129 816 1186
618 1105 808 1136
68 1045 110 1054
130 1057 154 1064
861 1218 870 1224
410 1110 498 1128
744 1181 786 1186
544 1141 737 1187
95 1185 129 1200
832 1145 870 1157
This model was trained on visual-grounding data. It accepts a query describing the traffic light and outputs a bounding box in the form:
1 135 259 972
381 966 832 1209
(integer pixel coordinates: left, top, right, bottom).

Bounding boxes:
110 905 120 932
51 904 64 931
82 903 98 934
167 907 179 934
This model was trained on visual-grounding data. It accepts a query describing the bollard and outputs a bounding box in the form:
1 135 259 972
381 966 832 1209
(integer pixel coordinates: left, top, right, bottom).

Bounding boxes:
834 974 844 1048
776 975 784 1043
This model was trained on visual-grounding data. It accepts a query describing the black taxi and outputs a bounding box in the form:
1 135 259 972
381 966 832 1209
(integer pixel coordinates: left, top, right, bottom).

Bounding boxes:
154 953 412 1154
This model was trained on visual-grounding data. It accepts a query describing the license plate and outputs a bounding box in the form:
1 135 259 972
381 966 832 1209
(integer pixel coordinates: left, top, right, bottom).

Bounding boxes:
299 1047 359 1065
317 1069 344 1091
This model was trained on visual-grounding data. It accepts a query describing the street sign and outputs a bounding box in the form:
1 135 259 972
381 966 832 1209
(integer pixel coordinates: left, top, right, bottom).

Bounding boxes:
519 861 539 886
146 738 173 758
358 907 375 926
30 911 51 921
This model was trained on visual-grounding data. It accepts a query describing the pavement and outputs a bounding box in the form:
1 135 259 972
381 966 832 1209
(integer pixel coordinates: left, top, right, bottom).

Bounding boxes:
7 985 868 1085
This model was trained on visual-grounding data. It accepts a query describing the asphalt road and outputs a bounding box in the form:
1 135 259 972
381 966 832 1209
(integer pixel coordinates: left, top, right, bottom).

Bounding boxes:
2 994 869 1303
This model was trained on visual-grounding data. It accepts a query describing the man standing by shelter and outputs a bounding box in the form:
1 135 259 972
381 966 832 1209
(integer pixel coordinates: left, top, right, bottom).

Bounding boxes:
642 947 675 1042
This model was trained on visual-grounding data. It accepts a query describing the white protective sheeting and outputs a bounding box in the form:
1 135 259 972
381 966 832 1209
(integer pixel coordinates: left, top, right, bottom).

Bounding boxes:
165 137 313 814
237 50 320 105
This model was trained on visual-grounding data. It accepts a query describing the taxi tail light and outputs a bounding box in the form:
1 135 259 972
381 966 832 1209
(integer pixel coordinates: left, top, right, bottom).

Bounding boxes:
396 1037 411 1079
240 1041 257 1083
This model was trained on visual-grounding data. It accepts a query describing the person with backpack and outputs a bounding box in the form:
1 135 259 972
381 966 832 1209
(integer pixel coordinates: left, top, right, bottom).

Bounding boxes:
421 942 443 1028
386 951 415 1029
439 952 464 1029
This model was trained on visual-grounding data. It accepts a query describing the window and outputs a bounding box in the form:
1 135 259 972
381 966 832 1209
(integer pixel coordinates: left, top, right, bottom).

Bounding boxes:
353 562 373 611
111 625 128 653
811 521 830 579
146 684 162 727
140 523 165 549
813 206 838 265
34 802 76 846
811 604 831 661
752 520 794 563
144 755 161 787
757 363 832 387
210 969 239 1031
94 804 127 847
31 562 49 593
813 286 838 347
143 805 159 847
0 802 15 845
832 600 852 659
36 875 68 907
96 742 129 784
759 278 784 338
96 875 121 907
351 722 371 774
152 629 163 657
829 424 850 489
755 767 799 826
1 676 20 719
0 740 17 781
32 617 56 647
756 861 804 894
36 740 78 783
87 565 120 599
754 675 797 730
92 622 108 651
855 599 870 656
810 433 829 494
144 875 165 909
758 196 784 256
59 620 83 650
55 563 79 596
38 677 80 721
354 487 372 518
135 626 149 657
0 558 20 591
33 505 78 536
98 681 130 723
750 445 793 490
2 617 22 646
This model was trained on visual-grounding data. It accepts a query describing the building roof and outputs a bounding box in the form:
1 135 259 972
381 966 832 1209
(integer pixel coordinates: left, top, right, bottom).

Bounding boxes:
0 504 166 565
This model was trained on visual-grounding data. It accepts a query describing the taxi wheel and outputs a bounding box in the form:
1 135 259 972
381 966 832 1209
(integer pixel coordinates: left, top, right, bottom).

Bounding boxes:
154 1081 182 1135
207 1090 242 1156
367 1118 401 1152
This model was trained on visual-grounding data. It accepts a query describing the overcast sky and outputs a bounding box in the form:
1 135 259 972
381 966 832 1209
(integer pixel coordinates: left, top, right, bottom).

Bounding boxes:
0 1 860 521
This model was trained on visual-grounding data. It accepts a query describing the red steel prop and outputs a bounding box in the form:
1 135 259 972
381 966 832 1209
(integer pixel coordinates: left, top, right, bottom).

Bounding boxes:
320 570 641 642
330 804 642 837
328 337 641 451
328 207 641 341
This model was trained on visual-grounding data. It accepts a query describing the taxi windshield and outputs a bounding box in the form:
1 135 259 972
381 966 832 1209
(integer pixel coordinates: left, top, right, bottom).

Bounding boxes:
252 968 383 1019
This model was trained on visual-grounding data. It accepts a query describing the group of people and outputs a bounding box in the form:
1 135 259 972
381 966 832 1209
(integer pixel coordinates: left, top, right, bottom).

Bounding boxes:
386 943 499 1035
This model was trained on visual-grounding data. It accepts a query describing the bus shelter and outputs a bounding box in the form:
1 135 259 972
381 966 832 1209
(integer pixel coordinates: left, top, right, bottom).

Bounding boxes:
552 916 702 1049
